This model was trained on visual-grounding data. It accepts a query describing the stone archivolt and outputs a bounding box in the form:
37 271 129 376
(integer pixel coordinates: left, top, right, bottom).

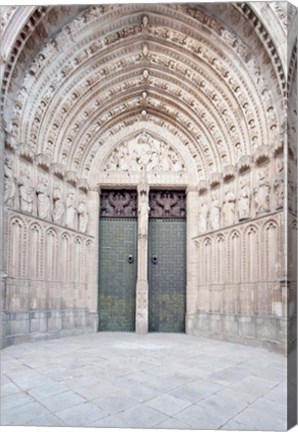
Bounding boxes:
2 4 285 186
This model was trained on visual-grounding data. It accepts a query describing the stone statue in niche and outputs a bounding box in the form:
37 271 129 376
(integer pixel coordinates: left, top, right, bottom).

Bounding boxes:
104 132 185 173
4 155 16 207
198 198 208 234
222 189 236 226
53 185 65 225
254 167 271 214
65 191 76 229
274 159 284 210
238 177 251 220
18 170 35 214
36 176 51 220
78 200 89 233
209 192 221 231
138 189 150 236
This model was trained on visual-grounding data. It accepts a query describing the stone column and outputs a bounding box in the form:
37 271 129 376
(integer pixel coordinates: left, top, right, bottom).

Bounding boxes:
185 185 200 334
87 188 100 332
135 182 149 335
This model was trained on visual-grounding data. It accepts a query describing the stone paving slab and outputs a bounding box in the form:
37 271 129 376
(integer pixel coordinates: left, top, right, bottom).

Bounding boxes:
0 332 287 429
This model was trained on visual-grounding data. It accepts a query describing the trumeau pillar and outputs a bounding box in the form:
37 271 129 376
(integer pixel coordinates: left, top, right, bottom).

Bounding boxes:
135 177 149 335
185 185 200 334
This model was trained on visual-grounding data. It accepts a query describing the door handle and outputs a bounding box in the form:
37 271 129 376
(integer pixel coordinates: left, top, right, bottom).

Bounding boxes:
128 255 134 264
152 255 158 264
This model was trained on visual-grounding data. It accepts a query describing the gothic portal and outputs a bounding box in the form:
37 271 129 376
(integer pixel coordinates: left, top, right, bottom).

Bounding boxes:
0 4 297 354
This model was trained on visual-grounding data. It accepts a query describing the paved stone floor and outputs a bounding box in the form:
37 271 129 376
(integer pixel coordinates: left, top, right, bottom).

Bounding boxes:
1 333 287 430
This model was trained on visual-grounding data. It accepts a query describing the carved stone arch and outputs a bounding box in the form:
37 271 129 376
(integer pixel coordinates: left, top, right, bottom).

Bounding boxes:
28 221 44 279
90 121 200 186
262 219 280 280
8 216 26 278
45 227 58 280
60 231 72 281
243 223 259 282
228 229 241 283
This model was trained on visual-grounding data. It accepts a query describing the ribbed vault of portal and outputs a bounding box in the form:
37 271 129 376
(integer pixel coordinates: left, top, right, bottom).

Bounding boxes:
3 3 286 185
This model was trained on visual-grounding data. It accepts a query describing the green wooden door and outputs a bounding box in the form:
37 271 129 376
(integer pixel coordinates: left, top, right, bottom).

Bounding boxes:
148 191 186 333
98 191 137 331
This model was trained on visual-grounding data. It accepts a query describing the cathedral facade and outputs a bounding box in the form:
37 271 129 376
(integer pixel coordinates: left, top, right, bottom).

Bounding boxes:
0 3 297 354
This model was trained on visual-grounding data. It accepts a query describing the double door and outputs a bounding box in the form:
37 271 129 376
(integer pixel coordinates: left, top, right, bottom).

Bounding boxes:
98 189 186 332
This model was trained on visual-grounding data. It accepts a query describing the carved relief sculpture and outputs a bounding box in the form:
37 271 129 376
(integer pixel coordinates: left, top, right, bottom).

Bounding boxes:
78 200 89 233
65 191 76 229
238 177 251 220
209 192 221 231
36 176 51 220
222 189 236 227
274 159 284 210
149 190 186 218
52 185 65 225
254 167 271 214
4 154 16 207
104 132 185 173
100 190 137 217
18 169 35 213
198 198 208 234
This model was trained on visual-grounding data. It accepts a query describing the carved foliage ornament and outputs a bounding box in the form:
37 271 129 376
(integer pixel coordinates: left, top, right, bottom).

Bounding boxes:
103 132 185 173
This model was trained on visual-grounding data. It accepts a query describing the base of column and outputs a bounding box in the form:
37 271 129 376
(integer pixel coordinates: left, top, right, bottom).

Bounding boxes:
135 280 148 335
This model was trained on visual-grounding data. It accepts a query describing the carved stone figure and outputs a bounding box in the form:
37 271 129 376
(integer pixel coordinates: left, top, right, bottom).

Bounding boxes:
78 200 89 233
254 167 271 214
238 177 251 220
18 170 35 214
103 132 185 173
65 192 76 229
199 199 208 234
4 155 16 207
222 189 236 226
53 186 65 225
274 159 284 210
36 177 51 220
138 190 150 236
209 192 221 231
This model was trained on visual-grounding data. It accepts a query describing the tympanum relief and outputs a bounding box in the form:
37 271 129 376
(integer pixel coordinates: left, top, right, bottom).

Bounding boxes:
103 132 185 173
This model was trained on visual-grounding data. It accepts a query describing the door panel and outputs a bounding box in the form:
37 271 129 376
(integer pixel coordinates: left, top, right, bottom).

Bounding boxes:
98 189 137 332
148 218 186 333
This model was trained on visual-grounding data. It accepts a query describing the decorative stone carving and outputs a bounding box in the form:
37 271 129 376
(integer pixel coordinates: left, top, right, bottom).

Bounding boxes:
254 167 271 214
78 200 89 233
36 153 51 171
210 172 221 188
238 177 251 220
51 162 65 179
4 154 16 207
198 198 208 234
52 185 65 225
66 170 78 186
100 190 137 217
18 143 34 162
17 170 35 214
149 190 186 218
77 178 90 192
223 165 236 181
237 155 252 173
36 176 51 220
274 159 284 210
65 191 76 229
209 192 221 231
222 189 236 227
254 145 270 164
104 132 185 173
198 180 208 195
